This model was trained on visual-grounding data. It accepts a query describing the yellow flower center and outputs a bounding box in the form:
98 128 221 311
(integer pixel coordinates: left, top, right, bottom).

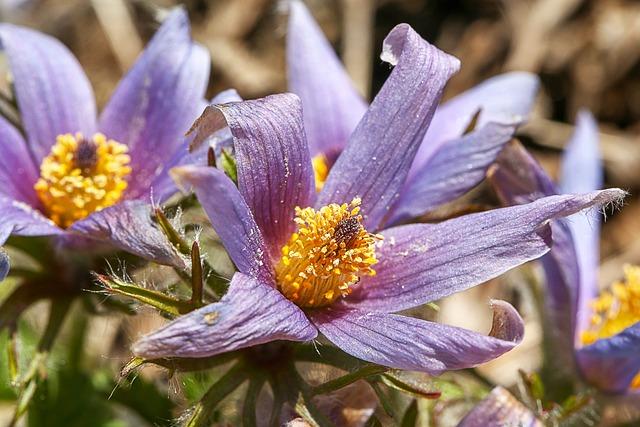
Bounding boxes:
581 265 640 345
312 154 329 192
275 198 381 308
34 133 131 228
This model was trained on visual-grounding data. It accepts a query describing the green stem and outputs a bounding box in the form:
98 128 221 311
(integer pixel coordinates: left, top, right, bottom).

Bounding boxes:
242 375 265 427
184 362 249 427
190 242 204 308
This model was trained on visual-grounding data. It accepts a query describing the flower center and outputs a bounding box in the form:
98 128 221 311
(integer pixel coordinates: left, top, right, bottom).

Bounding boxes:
581 265 640 346
311 154 329 192
34 133 131 228
275 198 381 308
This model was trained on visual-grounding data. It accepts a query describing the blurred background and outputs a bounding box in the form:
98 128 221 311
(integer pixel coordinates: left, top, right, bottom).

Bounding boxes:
1 0 640 425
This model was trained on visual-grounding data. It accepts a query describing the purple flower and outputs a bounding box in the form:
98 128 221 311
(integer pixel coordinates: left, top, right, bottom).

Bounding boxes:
0 9 209 266
287 1 540 224
133 24 623 374
458 387 542 427
489 111 639 393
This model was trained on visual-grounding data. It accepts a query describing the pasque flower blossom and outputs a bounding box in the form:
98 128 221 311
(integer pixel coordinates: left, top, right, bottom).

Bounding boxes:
489 111 639 393
0 9 209 266
133 23 623 373
287 1 539 224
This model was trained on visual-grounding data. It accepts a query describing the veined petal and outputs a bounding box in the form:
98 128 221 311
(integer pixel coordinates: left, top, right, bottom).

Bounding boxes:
345 190 625 313
411 72 539 171
0 115 39 206
133 272 317 359
0 23 96 164
387 122 514 225
148 89 242 202
99 8 210 200
172 166 273 282
287 0 367 158
69 200 187 269
309 300 523 375
0 195 62 245
187 94 315 261
576 322 640 393
560 111 603 341
489 141 579 366
316 24 460 231
458 387 542 427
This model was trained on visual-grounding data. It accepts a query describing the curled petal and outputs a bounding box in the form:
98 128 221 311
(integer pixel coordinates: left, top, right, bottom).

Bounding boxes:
99 8 210 200
576 322 640 393
0 23 96 164
70 200 187 269
309 300 523 375
346 189 625 313
317 24 460 230
458 387 542 427
172 166 273 282
133 273 317 359
287 0 367 157
186 94 315 260
388 123 514 225
0 116 39 206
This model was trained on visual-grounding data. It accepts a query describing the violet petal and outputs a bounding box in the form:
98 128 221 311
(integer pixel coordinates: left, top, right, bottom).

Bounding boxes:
576 322 640 393
188 94 315 260
560 111 603 340
0 23 96 164
287 0 367 158
309 300 523 374
0 115 40 206
488 141 580 366
172 166 273 282
316 24 459 230
412 72 539 171
457 387 542 427
345 189 625 313
133 272 317 359
387 122 515 225
69 200 187 269
0 195 62 245
99 8 210 200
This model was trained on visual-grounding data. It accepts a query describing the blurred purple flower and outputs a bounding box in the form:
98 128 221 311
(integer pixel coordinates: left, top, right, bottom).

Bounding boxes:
133 24 623 374
458 387 542 427
489 111 639 393
287 1 540 225
0 8 210 267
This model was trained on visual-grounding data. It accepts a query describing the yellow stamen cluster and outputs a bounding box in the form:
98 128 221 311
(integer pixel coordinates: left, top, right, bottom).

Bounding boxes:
34 133 131 228
275 198 381 308
311 154 329 192
581 265 640 345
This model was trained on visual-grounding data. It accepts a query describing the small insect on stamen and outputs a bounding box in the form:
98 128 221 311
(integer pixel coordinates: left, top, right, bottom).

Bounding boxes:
74 138 99 173
333 216 361 248
275 198 381 308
